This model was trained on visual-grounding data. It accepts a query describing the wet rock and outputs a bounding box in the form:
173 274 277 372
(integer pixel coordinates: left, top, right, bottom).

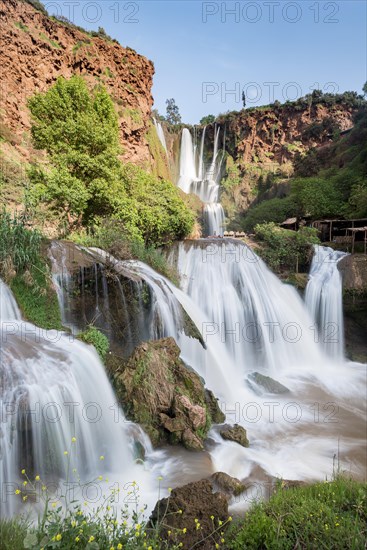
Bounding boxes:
210 472 246 497
107 338 223 449
205 389 225 424
247 372 290 395
149 479 229 549
220 424 249 448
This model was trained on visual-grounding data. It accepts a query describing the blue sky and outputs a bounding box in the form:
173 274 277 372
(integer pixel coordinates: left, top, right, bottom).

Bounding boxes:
47 1 367 124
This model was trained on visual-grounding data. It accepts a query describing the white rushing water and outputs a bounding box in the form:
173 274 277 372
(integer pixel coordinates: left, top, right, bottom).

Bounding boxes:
0 278 161 518
153 117 167 153
305 245 348 361
2 240 366 517
170 240 366 487
177 126 225 236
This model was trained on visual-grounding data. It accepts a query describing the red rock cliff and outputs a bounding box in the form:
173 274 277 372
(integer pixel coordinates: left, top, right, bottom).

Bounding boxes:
0 0 155 165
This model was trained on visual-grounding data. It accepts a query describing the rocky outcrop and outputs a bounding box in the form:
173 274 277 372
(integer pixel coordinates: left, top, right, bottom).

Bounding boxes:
107 338 225 449
338 254 367 293
149 479 230 550
338 255 367 362
0 0 154 166
216 103 356 167
220 424 249 448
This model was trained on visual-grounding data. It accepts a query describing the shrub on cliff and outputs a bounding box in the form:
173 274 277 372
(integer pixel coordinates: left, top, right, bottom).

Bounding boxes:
254 222 319 272
28 76 194 245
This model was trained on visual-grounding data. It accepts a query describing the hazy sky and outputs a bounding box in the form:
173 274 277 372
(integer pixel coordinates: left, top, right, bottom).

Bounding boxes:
46 1 366 123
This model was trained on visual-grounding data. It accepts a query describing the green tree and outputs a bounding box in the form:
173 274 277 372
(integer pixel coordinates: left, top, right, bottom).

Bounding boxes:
28 76 124 227
291 177 344 218
199 114 215 125
165 98 181 125
363 81 367 98
28 77 194 245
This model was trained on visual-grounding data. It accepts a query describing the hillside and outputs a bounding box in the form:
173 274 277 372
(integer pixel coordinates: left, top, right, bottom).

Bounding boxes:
0 0 155 166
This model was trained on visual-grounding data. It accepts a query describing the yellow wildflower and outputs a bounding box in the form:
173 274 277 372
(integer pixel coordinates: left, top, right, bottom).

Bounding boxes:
72 437 77 442
88 536 95 543
55 534 62 541
35 475 40 481
15 489 21 495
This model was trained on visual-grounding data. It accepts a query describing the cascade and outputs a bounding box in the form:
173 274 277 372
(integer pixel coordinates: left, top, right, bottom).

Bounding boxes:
305 245 348 360
171 240 366 482
177 126 225 236
2 239 366 517
0 278 155 517
153 117 167 153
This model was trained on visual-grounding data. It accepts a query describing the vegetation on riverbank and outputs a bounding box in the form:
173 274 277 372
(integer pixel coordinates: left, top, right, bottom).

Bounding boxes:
1 475 365 550
254 222 319 272
0 211 62 329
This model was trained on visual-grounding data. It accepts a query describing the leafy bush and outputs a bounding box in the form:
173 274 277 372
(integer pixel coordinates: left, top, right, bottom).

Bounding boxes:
254 222 319 272
78 326 109 361
242 196 300 232
229 477 367 550
27 77 194 246
24 0 48 15
291 177 345 218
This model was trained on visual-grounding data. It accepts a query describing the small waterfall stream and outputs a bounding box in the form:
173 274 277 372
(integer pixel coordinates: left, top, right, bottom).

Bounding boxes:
305 245 348 361
177 127 225 236
153 117 167 153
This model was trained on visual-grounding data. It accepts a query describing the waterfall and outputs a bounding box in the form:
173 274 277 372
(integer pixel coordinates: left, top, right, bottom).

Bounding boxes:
2 238 365 517
153 117 167 153
177 126 225 236
305 245 348 361
177 128 198 193
0 278 156 518
171 239 366 482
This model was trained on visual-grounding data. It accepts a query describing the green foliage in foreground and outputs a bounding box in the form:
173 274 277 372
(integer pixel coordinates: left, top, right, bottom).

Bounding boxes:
0 211 62 329
78 326 109 361
228 476 367 550
2 476 366 550
27 76 194 246
254 222 319 272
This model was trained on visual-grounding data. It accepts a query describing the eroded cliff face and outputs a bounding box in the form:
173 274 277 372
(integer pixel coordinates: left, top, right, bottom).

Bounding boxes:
216 103 356 166
0 0 155 166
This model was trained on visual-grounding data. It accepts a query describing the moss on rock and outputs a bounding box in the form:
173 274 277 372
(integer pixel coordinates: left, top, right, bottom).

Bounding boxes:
106 337 224 449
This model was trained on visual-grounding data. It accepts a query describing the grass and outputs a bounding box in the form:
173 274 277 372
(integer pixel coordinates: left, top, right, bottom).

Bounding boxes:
39 32 62 49
0 517 30 550
228 476 367 550
10 260 63 330
1 476 365 549
14 21 29 32
0 211 63 330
